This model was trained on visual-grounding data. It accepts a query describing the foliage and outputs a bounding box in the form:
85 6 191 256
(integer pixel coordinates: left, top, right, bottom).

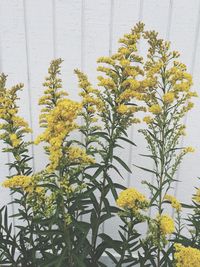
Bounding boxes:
0 22 199 267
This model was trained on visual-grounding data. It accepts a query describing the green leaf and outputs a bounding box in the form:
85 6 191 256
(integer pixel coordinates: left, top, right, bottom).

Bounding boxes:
113 156 131 173
133 164 158 175
92 165 105 179
99 233 122 254
90 210 98 231
118 136 137 146
105 251 118 264
110 164 124 178
149 190 161 206
73 255 87 267
99 213 112 224
105 175 118 199
90 131 109 142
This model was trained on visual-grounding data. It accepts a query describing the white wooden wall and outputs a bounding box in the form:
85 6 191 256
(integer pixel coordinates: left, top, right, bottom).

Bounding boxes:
0 0 200 238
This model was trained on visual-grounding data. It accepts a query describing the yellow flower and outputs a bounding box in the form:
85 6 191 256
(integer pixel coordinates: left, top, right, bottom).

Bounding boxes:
163 92 175 104
193 188 200 203
97 56 115 65
186 101 194 111
143 116 153 124
98 76 116 91
164 194 181 212
183 146 195 153
117 104 129 114
9 133 20 147
2 175 32 190
117 89 139 102
116 188 148 210
0 74 32 147
120 59 130 67
67 146 95 164
60 180 73 194
157 214 174 235
38 59 68 127
149 104 162 114
75 69 103 114
36 99 82 171
174 244 200 267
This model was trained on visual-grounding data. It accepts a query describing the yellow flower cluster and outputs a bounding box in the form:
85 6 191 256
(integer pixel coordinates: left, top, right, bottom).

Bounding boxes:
0 74 32 148
163 92 175 104
9 133 20 148
75 69 103 114
35 99 82 172
149 104 162 114
2 175 32 190
67 146 95 164
96 22 147 125
193 188 200 203
157 214 175 235
143 116 153 124
97 76 116 91
117 104 137 115
174 244 200 267
183 146 195 153
116 188 148 211
38 58 68 128
164 194 181 212
117 89 141 103
60 179 74 194
142 30 196 123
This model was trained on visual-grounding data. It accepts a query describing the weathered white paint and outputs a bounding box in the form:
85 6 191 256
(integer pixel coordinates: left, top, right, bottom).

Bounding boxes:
0 0 199 243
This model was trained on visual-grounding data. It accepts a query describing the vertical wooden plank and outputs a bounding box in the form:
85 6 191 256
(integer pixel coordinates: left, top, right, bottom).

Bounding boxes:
166 0 173 40
0 1 11 211
83 0 110 82
53 0 82 100
23 0 36 171
24 0 55 171
111 0 141 53
52 0 56 58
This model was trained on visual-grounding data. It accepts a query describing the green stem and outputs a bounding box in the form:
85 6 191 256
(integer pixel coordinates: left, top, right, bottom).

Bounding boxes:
116 218 131 267
157 105 167 267
91 115 117 263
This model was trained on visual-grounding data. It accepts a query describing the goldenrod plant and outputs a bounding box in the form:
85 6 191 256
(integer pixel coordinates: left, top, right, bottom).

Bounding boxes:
0 23 199 267
131 28 197 266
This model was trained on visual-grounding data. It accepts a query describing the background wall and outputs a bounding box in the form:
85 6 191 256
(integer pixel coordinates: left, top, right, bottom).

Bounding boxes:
0 0 200 238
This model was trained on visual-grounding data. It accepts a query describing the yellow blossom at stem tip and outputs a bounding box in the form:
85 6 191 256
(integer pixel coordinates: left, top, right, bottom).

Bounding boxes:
143 116 153 124
183 146 195 153
157 214 175 235
35 98 82 172
9 133 20 148
164 194 181 212
149 104 162 114
2 175 32 190
116 188 148 211
67 146 95 164
163 92 175 104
